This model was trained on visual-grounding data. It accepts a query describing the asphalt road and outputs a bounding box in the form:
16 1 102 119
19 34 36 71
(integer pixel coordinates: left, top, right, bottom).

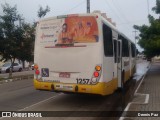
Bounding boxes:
0 78 124 120
0 78 138 120
0 79 58 111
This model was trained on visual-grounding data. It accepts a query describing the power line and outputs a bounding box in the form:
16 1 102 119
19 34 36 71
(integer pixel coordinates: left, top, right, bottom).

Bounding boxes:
111 0 130 23
104 0 124 23
103 0 132 37
117 19 148 25
109 0 133 32
62 0 86 15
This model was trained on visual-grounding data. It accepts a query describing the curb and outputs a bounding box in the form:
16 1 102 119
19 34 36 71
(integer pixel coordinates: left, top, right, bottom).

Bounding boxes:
0 74 33 85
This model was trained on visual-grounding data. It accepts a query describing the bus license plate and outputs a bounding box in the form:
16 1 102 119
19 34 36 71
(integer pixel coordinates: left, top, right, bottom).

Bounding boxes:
59 72 70 78
55 84 73 91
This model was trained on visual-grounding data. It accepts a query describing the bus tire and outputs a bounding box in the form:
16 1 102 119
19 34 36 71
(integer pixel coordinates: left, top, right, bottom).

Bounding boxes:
18 68 22 72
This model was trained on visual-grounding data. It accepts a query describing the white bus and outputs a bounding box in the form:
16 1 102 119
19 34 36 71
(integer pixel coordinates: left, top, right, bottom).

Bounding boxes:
34 13 136 96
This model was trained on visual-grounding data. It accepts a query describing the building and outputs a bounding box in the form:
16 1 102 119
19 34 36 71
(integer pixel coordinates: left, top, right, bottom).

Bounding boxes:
92 10 116 27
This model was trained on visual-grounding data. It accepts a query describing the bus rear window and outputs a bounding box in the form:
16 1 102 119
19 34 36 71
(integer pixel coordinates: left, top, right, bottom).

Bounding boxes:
38 16 99 47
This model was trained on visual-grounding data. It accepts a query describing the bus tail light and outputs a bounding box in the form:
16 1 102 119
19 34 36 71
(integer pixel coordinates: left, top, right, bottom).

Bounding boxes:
91 64 102 84
35 70 40 75
94 71 99 77
95 66 101 71
34 64 41 80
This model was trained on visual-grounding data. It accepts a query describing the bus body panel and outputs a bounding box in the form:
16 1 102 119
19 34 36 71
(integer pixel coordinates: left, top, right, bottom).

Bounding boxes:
34 13 136 96
34 14 106 95
35 44 102 83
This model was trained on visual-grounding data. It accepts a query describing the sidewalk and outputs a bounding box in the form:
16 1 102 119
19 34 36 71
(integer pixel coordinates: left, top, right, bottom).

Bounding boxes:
122 61 160 120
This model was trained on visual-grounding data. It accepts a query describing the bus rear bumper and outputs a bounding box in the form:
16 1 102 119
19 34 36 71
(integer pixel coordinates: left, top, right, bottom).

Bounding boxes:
34 79 117 96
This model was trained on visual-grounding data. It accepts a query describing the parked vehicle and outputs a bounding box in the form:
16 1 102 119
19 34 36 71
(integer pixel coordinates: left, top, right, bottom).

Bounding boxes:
31 64 34 70
0 62 22 73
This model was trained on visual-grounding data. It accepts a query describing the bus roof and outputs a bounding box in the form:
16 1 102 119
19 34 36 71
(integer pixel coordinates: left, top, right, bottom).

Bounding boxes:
37 13 98 23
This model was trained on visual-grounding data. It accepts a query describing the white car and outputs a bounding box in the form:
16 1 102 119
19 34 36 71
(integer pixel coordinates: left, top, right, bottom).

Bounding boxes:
0 62 23 73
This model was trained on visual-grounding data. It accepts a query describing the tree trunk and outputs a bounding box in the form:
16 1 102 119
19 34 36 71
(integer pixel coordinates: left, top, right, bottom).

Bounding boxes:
9 58 15 78
22 60 25 69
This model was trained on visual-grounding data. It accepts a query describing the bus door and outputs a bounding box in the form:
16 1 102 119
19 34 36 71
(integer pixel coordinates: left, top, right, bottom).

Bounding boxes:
115 39 123 88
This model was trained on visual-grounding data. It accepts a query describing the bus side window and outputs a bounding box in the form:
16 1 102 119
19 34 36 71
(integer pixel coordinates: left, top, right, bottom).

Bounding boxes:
117 41 121 63
114 40 121 63
103 24 113 57
114 40 117 63
119 35 129 57
131 43 136 57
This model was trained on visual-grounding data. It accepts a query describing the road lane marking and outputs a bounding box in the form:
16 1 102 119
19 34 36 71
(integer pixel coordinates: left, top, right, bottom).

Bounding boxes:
134 73 147 94
18 93 63 111
0 93 63 120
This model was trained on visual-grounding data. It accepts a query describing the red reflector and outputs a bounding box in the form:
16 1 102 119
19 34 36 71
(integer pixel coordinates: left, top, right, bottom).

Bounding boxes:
35 70 40 75
94 72 99 77
44 85 48 88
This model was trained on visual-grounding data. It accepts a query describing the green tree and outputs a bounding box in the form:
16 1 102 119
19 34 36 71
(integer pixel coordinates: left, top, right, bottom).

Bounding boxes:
16 23 35 65
0 3 51 76
0 3 35 76
37 5 50 18
152 0 160 14
0 3 22 76
0 3 20 64
133 0 160 58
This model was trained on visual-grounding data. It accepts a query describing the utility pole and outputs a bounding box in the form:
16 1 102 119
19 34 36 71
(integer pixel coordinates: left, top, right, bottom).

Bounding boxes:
18 16 25 69
87 0 90 13
133 30 138 57
18 16 24 47
18 16 24 28
133 30 138 45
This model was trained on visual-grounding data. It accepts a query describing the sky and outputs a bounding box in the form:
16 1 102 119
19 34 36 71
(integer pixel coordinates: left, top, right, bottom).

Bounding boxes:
0 0 158 51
